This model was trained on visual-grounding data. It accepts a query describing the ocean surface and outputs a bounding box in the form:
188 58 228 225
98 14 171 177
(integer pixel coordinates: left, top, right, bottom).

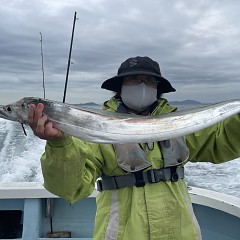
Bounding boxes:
0 103 239 197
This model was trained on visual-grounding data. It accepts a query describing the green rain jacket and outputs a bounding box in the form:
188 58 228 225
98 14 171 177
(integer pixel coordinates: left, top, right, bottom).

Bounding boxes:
41 97 240 240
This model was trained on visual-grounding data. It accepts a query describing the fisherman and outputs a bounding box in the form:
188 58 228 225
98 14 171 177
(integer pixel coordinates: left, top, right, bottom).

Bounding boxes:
28 56 240 240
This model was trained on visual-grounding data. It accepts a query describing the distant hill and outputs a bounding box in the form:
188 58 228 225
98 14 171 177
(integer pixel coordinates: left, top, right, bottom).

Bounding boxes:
74 100 203 108
79 102 100 107
169 100 203 105
73 102 101 109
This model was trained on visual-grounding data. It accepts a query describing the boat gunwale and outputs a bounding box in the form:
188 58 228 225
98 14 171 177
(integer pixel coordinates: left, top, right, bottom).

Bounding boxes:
0 182 239 218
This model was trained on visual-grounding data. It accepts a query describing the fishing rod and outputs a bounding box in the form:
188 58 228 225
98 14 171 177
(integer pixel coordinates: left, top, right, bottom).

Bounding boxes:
63 11 78 103
46 13 77 237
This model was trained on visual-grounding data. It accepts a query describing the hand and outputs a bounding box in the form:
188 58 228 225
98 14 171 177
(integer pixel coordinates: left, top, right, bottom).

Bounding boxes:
28 103 65 141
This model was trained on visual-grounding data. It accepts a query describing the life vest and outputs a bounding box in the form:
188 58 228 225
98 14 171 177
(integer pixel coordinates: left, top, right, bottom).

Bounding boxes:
114 102 189 172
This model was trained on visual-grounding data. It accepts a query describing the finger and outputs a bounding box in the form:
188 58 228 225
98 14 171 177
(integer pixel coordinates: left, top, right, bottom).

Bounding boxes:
44 122 59 136
35 115 48 136
44 122 65 140
28 104 36 127
34 103 45 126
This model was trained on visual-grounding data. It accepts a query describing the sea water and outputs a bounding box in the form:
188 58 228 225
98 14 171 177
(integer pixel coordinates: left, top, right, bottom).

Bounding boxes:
0 104 239 197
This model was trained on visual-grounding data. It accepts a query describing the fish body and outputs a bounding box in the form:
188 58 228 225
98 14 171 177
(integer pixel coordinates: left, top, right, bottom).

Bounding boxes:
0 97 240 144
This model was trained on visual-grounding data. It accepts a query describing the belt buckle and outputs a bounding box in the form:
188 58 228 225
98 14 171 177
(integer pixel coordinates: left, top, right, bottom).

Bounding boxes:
147 170 157 183
171 172 179 182
134 171 146 187
170 166 179 182
96 180 103 192
147 169 166 183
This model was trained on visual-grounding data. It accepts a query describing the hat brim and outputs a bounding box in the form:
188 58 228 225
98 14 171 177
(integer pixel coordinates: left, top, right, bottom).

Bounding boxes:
101 71 176 93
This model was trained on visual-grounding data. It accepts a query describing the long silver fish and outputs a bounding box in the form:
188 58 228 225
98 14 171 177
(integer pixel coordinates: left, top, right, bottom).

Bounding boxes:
0 97 240 144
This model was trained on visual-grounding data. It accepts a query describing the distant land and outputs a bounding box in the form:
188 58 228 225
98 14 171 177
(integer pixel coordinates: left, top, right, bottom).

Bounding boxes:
77 100 203 107
79 102 99 107
75 102 101 109
169 100 203 105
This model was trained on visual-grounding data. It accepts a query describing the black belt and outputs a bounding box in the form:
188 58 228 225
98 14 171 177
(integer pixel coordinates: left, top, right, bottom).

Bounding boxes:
97 167 184 191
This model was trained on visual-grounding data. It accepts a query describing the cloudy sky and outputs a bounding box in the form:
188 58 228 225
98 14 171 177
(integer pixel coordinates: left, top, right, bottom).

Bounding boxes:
0 0 239 105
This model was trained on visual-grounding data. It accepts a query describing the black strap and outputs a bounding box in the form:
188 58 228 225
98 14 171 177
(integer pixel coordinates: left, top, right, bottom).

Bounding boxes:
97 167 184 191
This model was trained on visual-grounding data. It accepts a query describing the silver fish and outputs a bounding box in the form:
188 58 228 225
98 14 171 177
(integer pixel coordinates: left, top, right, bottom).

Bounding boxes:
0 97 240 144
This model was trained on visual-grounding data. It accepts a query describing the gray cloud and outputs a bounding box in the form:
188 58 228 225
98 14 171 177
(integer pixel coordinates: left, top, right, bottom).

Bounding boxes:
0 0 240 105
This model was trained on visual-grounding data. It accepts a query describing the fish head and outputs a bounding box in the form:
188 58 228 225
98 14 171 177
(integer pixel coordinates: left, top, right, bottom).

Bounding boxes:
0 98 32 124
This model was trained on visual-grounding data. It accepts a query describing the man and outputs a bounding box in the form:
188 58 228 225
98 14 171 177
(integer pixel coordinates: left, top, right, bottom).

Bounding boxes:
29 56 240 240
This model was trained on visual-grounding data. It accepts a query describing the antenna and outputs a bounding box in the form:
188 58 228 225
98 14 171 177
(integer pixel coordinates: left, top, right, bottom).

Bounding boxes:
20 31 46 137
40 32 46 99
63 11 78 103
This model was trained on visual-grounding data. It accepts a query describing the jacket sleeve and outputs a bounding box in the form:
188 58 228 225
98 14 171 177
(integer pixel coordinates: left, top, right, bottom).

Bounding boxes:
41 136 103 203
186 113 240 164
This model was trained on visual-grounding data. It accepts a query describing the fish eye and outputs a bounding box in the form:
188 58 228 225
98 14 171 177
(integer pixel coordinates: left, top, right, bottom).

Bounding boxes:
6 106 12 112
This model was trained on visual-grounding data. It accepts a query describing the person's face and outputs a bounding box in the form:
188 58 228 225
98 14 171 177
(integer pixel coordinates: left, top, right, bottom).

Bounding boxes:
122 75 158 89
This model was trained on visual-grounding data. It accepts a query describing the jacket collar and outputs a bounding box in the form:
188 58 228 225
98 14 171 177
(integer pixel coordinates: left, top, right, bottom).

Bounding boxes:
103 97 177 115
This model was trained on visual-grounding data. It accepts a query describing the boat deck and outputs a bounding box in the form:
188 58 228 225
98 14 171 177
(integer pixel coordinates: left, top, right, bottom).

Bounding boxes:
0 183 239 239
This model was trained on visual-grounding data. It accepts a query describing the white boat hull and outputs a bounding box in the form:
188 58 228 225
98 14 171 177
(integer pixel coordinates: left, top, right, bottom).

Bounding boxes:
0 183 239 239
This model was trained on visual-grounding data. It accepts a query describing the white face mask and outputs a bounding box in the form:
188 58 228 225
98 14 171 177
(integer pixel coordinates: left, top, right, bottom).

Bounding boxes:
121 83 157 112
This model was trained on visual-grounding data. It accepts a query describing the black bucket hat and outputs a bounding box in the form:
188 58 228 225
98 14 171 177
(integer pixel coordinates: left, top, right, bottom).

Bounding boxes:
101 56 176 93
